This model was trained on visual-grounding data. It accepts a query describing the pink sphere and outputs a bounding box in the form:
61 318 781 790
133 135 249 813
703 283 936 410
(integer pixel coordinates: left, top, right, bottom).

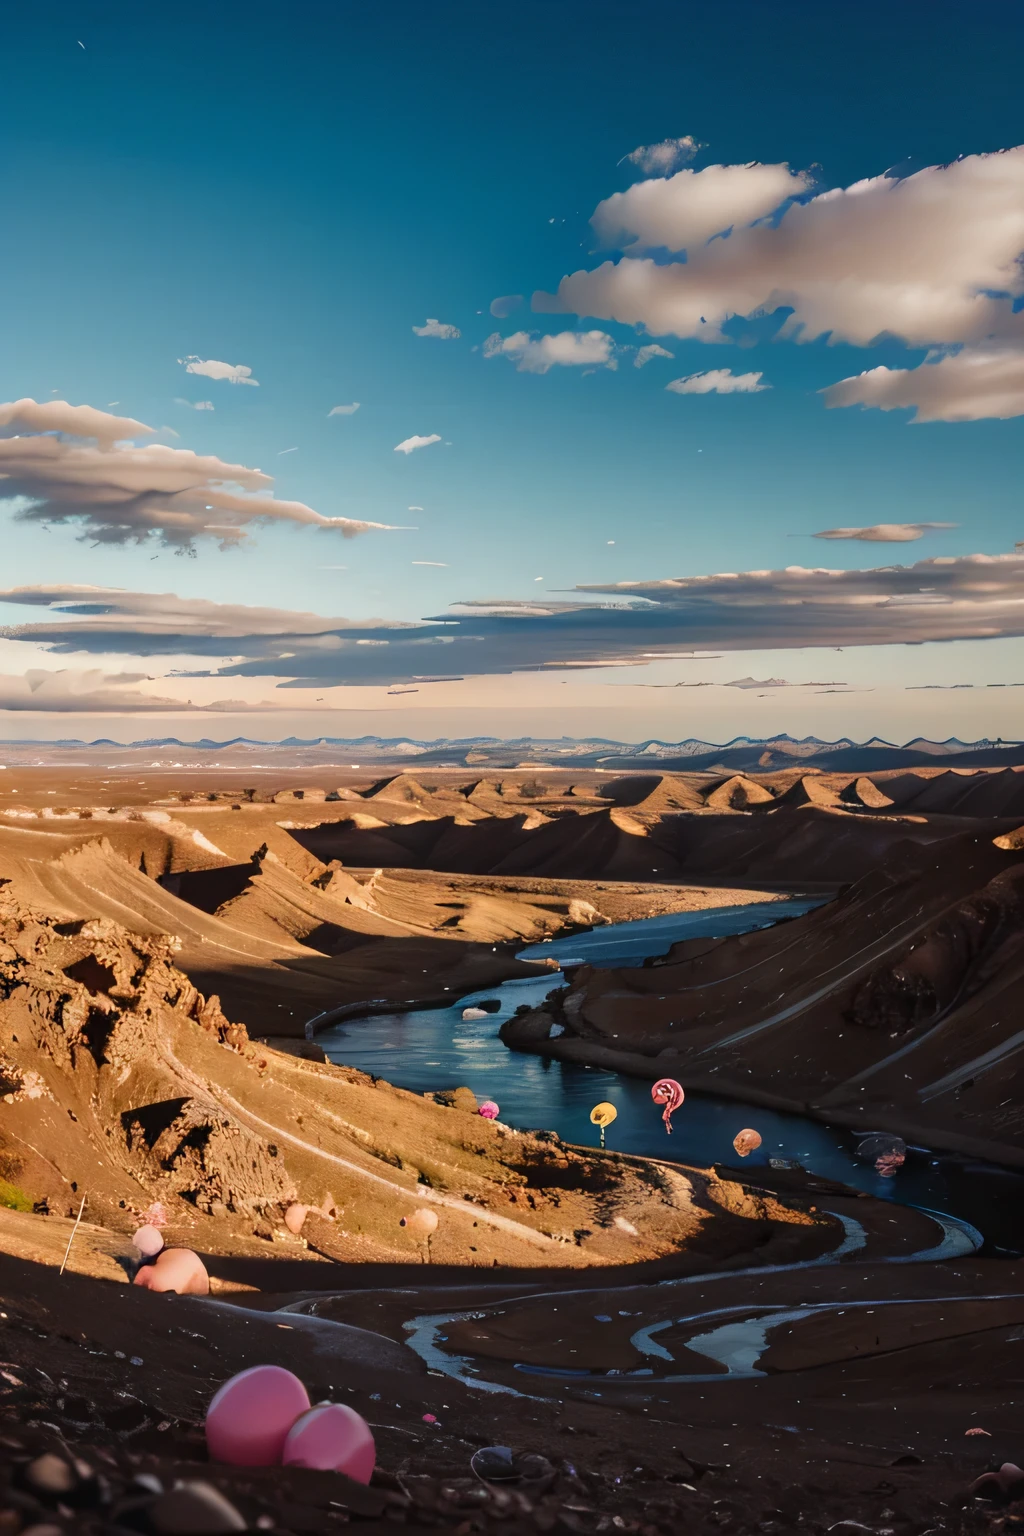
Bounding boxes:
283 1403 376 1483
206 1365 311 1467
132 1224 165 1257
478 1101 499 1120
133 1247 209 1296
401 1208 438 1236
284 1203 310 1234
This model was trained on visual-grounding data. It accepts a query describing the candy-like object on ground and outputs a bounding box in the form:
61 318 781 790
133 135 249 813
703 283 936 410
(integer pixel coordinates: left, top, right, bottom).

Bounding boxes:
206 1365 311 1467
401 1208 439 1235
284 1203 310 1234
651 1077 685 1132
133 1248 209 1296
283 1403 376 1482
131 1224 165 1257
478 1100 500 1119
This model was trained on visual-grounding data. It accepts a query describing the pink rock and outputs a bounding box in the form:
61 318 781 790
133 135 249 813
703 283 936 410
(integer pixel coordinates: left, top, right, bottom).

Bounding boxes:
133 1248 209 1296
282 1403 376 1483
478 1101 499 1119
401 1208 438 1236
206 1365 311 1467
132 1224 165 1257
284 1203 310 1234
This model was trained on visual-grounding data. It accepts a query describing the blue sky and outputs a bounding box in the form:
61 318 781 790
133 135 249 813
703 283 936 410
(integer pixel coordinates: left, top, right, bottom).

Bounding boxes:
1 0 1024 741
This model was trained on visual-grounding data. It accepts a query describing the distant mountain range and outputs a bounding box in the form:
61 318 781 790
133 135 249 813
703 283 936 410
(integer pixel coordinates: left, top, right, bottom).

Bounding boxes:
1 733 1022 772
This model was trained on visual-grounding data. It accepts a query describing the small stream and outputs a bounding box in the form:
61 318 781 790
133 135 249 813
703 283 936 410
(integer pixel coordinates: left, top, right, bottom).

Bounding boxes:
319 897 1024 1254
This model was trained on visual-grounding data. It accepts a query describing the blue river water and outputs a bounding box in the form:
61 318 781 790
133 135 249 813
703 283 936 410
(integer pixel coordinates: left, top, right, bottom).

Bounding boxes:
319 897 1024 1252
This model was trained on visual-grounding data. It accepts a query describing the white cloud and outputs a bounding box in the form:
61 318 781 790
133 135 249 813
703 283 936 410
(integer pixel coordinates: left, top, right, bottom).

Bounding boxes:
9 556 1024 687
408 505 424 511
823 344 1024 423
328 403 360 416
666 368 768 394
412 318 461 339
813 522 958 542
593 161 813 253
0 398 150 449
178 356 259 386
538 146 1024 349
0 585 360 646
489 295 524 319
412 561 448 567
394 434 442 454
175 398 215 410
0 668 243 713
483 329 616 374
619 136 703 178
634 344 674 368
0 398 404 549
725 676 791 689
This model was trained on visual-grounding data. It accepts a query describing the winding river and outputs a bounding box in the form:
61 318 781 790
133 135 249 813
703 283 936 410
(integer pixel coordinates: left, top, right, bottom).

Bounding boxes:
319 897 1024 1255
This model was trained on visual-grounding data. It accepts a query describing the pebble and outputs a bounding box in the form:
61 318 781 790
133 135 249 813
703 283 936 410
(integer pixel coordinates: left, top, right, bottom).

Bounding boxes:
471 1445 516 1481
25 1453 77 1496
147 1480 247 1533
130 1473 165 1496
519 1453 555 1483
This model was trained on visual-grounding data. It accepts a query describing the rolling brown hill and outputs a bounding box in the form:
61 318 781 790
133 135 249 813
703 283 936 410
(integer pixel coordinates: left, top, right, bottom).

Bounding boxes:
502 829 1024 1161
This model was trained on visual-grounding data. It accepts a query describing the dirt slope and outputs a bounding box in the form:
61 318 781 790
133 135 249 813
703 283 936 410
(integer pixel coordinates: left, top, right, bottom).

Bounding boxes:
0 887 769 1269
0 838 538 1036
502 832 1024 1160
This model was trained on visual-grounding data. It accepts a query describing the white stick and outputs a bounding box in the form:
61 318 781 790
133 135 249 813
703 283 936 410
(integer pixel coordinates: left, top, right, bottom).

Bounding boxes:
59 1195 86 1276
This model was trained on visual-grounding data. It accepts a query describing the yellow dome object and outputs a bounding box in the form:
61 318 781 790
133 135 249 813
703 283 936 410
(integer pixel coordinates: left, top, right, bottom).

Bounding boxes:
590 1101 618 1147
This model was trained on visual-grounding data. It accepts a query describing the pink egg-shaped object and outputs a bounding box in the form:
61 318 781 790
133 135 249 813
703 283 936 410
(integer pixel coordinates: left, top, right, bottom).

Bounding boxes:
732 1128 762 1159
132 1247 210 1296
283 1403 376 1483
403 1208 438 1236
284 1203 310 1235
206 1365 311 1467
478 1101 499 1120
132 1224 165 1257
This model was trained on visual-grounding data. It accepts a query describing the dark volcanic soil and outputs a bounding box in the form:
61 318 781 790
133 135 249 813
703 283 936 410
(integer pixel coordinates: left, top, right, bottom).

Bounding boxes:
0 1194 1018 1536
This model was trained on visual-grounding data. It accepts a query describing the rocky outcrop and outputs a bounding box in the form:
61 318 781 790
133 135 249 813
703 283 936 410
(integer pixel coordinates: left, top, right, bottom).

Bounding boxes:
0 889 718 1265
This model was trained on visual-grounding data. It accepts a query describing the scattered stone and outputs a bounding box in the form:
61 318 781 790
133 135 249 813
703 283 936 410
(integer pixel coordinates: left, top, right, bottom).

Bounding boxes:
23 1453 77 1497
147 1480 247 1533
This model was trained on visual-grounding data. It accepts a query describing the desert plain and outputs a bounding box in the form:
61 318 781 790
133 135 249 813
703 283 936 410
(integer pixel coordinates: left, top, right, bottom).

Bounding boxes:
0 747 1022 1534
